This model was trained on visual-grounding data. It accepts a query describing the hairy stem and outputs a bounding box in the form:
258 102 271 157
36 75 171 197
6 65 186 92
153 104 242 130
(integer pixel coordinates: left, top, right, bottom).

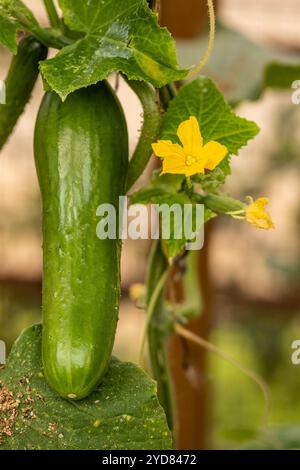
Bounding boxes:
194 193 245 214
125 80 161 193
11 6 71 49
188 0 216 79
144 241 175 430
139 268 169 365
43 0 62 30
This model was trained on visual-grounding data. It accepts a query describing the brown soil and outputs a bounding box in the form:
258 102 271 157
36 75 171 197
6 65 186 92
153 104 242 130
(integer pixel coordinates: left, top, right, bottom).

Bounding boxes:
0 381 20 443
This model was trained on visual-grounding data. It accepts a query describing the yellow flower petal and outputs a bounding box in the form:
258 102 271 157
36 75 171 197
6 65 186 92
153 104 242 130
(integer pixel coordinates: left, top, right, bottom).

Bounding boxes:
201 141 228 170
152 140 185 160
161 157 191 175
183 161 207 176
177 116 203 157
245 197 275 230
152 118 228 177
161 156 206 176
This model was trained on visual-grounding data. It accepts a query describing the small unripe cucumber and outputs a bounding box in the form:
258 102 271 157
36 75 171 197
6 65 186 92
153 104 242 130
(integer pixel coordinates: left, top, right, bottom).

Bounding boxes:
0 36 47 150
34 83 128 399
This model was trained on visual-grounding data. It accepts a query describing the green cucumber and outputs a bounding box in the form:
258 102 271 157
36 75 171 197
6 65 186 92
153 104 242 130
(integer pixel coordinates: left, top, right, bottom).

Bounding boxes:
0 36 47 151
34 82 128 400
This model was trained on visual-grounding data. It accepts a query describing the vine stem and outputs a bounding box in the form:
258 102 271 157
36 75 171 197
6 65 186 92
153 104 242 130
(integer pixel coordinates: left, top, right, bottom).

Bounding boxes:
175 324 271 429
125 79 161 193
139 269 169 365
43 0 62 30
11 5 71 49
146 241 174 430
187 0 216 79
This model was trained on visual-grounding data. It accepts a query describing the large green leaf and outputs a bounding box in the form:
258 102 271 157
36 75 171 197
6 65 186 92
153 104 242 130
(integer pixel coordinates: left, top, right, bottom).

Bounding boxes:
0 325 172 450
40 0 186 100
131 187 188 206
161 77 260 156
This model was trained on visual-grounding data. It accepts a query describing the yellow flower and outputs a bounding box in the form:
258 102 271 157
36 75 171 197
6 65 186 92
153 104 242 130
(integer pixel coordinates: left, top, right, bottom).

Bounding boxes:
152 116 228 177
245 197 275 230
129 283 146 304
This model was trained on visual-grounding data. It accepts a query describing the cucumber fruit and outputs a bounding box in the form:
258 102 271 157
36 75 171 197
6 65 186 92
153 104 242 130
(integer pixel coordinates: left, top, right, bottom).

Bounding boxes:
34 82 128 399
0 36 47 151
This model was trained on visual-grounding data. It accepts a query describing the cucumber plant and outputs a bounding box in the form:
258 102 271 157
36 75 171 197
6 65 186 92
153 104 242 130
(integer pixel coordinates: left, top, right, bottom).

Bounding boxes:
0 0 277 450
0 35 47 150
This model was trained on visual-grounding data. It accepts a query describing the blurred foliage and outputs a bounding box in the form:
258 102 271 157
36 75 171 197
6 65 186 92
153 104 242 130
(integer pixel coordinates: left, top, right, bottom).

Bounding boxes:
210 315 300 449
265 63 300 89
268 106 300 171
176 23 300 106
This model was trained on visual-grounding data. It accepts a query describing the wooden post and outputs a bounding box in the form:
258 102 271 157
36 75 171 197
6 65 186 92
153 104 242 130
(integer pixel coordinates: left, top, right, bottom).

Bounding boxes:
160 0 218 450
168 225 212 449
160 0 217 38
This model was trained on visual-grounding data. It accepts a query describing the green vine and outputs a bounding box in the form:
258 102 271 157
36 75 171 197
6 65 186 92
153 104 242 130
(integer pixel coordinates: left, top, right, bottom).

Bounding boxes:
145 241 174 430
43 0 62 30
125 80 161 192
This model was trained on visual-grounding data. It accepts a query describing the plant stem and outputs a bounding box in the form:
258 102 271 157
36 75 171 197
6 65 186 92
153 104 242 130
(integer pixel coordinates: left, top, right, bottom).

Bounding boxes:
125 79 161 193
188 0 216 79
139 267 169 365
12 9 71 49
184 176 194 198
43 0 62 30
158 86 172 111
38 28 72 49
167 82 178 99
145 241 175 430
193 193 245 214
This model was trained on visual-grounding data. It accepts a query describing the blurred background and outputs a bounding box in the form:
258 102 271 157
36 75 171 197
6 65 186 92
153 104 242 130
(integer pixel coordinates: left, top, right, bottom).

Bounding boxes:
0 0 300 450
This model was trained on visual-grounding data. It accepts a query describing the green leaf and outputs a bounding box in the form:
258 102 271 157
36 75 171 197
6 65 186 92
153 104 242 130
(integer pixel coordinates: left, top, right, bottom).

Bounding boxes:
191 154 232 193
161 203 214 260
161 77 260 157
151 172 184 194
131 187 186 205
0 11 18 53
0 325 172 450
131 187 211 259
264 62 300 89
131 190 189 259
40 0 187 100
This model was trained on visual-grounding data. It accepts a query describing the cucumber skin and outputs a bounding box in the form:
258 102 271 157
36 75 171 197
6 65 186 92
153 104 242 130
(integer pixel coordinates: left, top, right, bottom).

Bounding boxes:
34 83 128 399
0 36 47 150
